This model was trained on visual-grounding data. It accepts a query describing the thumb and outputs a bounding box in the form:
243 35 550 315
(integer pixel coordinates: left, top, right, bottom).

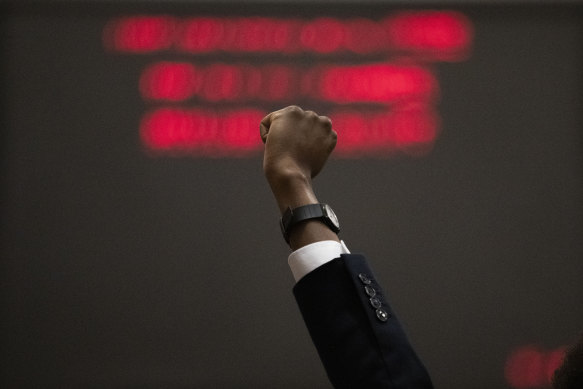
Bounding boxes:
259 112 273 144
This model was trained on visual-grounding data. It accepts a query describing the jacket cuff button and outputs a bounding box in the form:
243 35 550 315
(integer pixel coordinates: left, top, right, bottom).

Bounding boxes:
369 297 382 309
358 273 372 285
364 285 376 297
376 308 390 322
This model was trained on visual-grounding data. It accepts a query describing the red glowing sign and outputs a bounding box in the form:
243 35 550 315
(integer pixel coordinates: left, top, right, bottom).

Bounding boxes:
140 108 264 156
104 12 472 59
139 105 438 157
103 11 474 158
103 16 176 53
139 61 437 104
505 345 566 388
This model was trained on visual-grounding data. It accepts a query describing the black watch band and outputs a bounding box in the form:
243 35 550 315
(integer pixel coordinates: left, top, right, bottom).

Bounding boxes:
280 203 340 243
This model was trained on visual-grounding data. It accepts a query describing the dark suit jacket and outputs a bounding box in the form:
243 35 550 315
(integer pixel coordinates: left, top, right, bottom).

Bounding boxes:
293 253 433 389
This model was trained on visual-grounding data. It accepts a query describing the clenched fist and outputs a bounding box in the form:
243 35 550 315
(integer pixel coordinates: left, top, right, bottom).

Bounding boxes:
260 105 337 184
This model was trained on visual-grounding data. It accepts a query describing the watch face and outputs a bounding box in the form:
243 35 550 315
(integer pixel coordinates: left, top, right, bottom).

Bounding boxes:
323 204 340 229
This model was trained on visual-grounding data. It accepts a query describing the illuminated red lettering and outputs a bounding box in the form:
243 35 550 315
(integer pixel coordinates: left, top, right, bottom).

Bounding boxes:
344 18 387 54
300 18 345 54
105 11 474 158
139 61 437 104
141 107 438 156
103 15 176 53
175 17 224 52
140 108 264 155
105 13 473 60
140 62 199 101
201 64 244 101
384 11 473 61
317 64 437 103
332 106 439 156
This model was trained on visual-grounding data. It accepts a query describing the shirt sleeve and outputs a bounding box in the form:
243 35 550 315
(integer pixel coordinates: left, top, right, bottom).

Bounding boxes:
288 240 351 282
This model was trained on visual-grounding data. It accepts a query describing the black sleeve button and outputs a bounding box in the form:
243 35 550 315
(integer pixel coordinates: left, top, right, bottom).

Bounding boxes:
369 297 382 309
376 308 390 322
358 273 372 285
364 285 376 297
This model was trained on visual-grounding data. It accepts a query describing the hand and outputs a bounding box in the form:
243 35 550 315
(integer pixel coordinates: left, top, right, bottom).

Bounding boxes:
260 106 340 248
260 105 337 184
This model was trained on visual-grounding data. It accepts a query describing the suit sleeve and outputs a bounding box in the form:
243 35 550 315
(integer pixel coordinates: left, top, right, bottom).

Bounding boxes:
293 254 433 389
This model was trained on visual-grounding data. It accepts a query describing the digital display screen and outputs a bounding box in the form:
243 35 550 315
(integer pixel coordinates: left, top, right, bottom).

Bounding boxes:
1 2 582 388
103 11 472 157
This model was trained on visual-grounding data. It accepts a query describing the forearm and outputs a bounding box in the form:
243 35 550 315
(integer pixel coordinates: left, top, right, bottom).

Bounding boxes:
267 170 340 251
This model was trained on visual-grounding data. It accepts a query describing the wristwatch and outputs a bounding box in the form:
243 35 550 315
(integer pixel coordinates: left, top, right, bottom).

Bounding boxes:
280 203 340 243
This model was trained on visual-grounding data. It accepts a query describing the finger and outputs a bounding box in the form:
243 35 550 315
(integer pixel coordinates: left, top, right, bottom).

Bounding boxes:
330 129 338 151
259 112 274 144
260 106 303 143
304 110 319 121
318 115 332 130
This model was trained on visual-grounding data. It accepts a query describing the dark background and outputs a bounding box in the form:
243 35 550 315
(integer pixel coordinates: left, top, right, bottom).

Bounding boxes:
1 2 582 388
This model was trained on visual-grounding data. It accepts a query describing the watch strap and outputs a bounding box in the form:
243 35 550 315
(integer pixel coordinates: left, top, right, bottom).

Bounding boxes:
280 203 339 243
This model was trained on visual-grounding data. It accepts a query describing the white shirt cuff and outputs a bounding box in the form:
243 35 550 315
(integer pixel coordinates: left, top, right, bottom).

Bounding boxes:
288 240 351 282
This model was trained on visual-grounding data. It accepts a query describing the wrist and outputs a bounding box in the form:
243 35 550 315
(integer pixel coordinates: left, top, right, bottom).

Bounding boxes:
267 169 318 214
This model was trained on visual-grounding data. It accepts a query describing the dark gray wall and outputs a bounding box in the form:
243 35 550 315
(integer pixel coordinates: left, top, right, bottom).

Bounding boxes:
1 3 582 388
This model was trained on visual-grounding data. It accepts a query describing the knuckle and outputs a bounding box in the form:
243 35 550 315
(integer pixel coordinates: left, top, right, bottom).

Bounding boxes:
304 110 319 120
285 105 304 116
319 115 332 129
